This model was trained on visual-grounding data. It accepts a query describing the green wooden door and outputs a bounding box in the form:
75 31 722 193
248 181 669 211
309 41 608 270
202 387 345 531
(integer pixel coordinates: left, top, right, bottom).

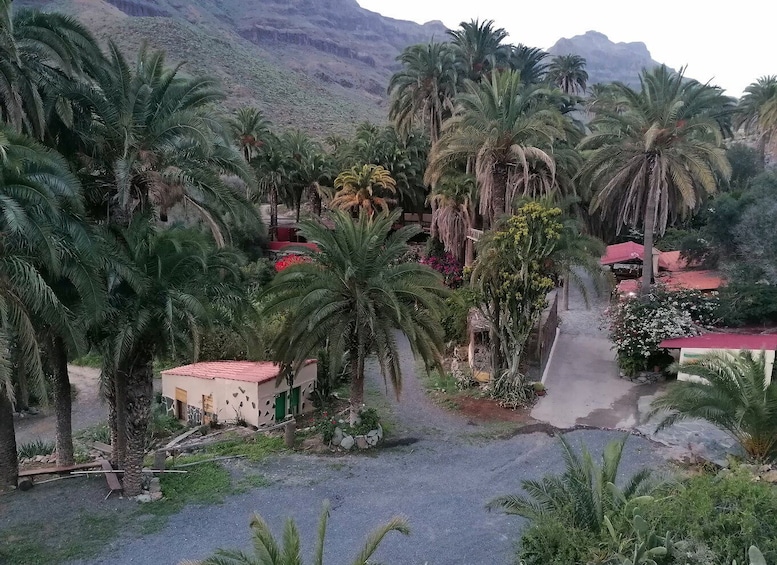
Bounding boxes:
290 387 301 415
275 391 286 421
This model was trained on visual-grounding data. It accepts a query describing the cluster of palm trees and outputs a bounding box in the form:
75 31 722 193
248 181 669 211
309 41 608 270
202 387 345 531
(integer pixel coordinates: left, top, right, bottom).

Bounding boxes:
0 2 258 495
389 19 777 299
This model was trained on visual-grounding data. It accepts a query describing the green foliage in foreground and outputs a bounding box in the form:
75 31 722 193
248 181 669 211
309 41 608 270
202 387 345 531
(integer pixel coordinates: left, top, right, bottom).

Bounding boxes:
192 501 409 565
17 439 55 459
514 466 777 565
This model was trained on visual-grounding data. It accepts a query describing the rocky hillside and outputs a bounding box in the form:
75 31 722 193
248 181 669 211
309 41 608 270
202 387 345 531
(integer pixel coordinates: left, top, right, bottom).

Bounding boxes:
548 30 667 88
18 0 445 135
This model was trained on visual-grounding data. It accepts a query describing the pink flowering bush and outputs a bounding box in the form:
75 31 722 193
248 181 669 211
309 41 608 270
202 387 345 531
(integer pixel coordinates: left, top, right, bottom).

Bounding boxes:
421 252 464 288
603 286 719 375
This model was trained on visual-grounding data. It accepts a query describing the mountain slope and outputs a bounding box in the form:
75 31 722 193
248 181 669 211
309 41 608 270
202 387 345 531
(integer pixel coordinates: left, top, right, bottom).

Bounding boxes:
18 0 445 135
548 30 667 88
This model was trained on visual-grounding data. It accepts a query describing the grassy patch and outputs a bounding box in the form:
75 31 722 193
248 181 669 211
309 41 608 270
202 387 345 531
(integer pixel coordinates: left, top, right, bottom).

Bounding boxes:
74 422 111 444
234 473 271 493
0 512 120 565
71 350 102 368
422 369 460 395
203 434 285 462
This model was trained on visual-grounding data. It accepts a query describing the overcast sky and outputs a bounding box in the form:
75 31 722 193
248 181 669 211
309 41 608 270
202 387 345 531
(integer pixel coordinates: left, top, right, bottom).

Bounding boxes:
358 0 772 97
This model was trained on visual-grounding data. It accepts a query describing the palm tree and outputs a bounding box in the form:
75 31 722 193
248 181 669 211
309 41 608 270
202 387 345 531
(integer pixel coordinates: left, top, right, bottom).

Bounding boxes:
388 42 458 144
262 210 447 424
426 70 567 229
487 435 657 533
579 66 733 294
735 76 777 161
100 218 246 495
547 54 589 96
230 107 273 165
331 164 398 217
67 43 255 236
0 128 82 488
650 351 777 462
0 0 102 138
280 130 332 221
447 19 509 82
191 501 409 565
428 172 476 264
253 134 286 237
508 44 549 85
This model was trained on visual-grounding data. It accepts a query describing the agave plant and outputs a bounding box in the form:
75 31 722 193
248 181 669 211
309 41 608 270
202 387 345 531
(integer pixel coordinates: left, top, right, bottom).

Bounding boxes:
188 501 409 565
487 435 657 533
650 351 777 462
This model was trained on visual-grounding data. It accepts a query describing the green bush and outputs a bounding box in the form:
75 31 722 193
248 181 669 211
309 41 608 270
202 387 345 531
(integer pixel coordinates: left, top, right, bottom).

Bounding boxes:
642 470 777 563
716 282 777 327
440 287 476 345
519 519 602 565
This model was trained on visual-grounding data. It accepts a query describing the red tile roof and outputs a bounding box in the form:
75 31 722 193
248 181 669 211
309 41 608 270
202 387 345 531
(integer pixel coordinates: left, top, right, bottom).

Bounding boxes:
660 333 777 350
268 241 319 253
658 270 724 291
600 242 644 265
162 361 283 384
659 250 687 272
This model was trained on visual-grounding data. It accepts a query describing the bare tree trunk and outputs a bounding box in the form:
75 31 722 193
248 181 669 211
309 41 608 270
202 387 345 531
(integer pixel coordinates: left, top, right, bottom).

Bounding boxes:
123 350 154 497
14 366 29 412
641 183 658 296
562 271 570 311
51 337 74 467
489 304 502 380
0 394 18 489
309 183 322 216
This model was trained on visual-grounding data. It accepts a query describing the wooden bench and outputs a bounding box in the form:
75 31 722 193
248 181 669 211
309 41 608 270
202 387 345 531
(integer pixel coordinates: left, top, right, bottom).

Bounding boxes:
100 459 123 499
17 462 101 491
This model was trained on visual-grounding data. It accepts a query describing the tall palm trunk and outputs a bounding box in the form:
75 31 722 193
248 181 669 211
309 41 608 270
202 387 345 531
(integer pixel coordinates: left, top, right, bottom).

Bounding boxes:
562 270 570 311
270 184 279 239
51 336 74 466
489 304 502 379
14 366 29 412
0 394 18 489
123 349 154 497
641 176 659 296
348 332 365 426
309 183 322 216
107 368 128 469
491 164 508 229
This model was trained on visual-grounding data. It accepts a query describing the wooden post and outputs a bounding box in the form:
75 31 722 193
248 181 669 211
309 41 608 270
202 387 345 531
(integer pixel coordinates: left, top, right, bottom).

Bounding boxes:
284 420 296 448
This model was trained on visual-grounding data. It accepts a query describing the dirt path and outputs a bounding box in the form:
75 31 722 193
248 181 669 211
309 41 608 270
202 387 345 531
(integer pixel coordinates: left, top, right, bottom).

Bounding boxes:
14 366 106 446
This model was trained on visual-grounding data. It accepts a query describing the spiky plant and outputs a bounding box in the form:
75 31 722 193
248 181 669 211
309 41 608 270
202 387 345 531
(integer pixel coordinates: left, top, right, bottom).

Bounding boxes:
330 164 397 217
487 435 657 533
650 351 777 462
189 501 409 565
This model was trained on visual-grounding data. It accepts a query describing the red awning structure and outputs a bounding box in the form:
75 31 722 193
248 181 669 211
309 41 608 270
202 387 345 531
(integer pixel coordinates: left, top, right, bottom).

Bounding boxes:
267 241 319 253
659 270 724 291
660 333 777 350
600 242 644 265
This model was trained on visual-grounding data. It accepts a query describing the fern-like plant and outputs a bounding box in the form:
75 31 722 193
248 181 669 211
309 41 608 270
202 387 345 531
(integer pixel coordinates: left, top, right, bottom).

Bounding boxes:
650 351 777 462
487 435 657 533
187 501 409 565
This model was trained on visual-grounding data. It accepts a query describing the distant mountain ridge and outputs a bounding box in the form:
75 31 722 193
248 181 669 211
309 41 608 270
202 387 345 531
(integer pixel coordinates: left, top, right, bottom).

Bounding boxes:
548 30 668 88
17 1 671 134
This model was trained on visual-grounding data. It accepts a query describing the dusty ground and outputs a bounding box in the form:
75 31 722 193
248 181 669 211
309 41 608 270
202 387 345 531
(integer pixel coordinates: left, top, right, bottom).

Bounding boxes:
14 366 106 447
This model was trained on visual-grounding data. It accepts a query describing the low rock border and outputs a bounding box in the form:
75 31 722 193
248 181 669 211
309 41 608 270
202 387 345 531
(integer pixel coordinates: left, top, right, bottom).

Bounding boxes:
330 424 383 450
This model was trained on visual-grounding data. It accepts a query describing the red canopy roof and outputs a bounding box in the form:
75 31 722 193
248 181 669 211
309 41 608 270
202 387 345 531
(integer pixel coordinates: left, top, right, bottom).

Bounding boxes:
659 270 724 291
660 333 777 350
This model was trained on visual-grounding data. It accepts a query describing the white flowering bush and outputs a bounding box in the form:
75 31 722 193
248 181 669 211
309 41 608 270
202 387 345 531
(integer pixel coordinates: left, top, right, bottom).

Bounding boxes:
603 286 719 375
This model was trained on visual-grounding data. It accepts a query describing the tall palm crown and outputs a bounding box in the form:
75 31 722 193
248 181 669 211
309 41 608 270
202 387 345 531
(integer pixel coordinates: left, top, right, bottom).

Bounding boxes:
388 42 458 144
447 19 509 82
426 70 567 228
262 211 447 423
580 65 732 293
428 173 476 263
67 43 254 235
736 76 777 152
651 351 777 462
280 129 332 220
331 164 398 216
0 0 102 137
230 107 273 164
547 54 589 96
508 44 549 85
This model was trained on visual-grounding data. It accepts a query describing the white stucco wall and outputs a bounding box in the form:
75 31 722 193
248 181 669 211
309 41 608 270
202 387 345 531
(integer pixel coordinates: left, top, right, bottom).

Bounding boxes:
161 361 318 427
677 348 775 385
